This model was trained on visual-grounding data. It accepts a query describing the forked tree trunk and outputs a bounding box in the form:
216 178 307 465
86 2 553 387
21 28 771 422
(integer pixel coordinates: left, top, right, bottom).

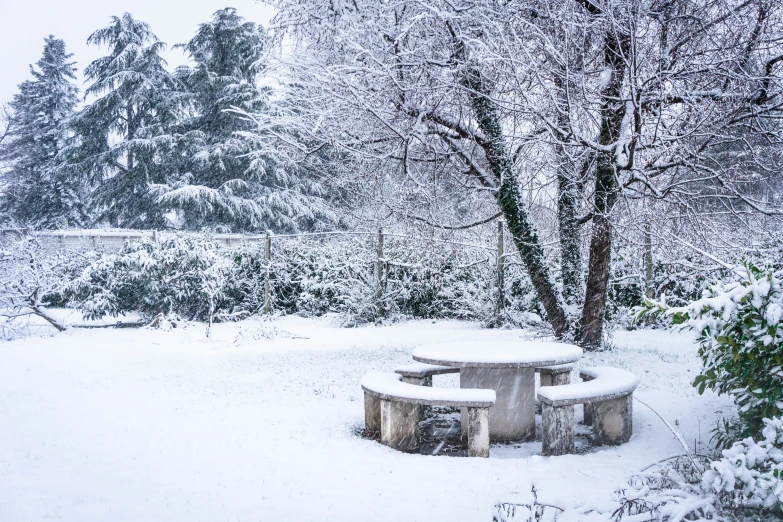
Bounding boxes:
578 18 631 349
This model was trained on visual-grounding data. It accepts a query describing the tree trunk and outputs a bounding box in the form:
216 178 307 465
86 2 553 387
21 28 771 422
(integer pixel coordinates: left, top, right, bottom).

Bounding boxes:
579 195 615 348
644 219 654 298
461 66 569 337
126 104 135 172
553 74 583 312
578 17 631 349
29 289 66 332
557 170 582 309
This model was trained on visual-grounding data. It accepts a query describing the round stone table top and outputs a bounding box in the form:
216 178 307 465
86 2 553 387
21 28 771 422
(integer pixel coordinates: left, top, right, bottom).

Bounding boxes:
412 340 583 369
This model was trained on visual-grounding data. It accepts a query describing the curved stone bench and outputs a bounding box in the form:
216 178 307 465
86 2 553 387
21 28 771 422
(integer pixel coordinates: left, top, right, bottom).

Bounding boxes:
361 372 496 457
537 366 639 456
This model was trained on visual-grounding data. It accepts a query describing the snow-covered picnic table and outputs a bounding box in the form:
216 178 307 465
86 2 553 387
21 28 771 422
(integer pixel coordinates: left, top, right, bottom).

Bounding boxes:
412 341 583 440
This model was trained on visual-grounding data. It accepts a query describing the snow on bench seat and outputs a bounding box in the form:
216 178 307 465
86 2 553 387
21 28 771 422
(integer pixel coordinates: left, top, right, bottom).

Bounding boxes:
361 372 495 407
394 363 459 379
538 366 638 406
361 372 495 457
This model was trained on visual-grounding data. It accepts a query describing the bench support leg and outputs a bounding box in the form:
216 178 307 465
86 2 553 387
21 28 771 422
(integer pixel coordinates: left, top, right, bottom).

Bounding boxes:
364 392 381 435
467 407 490 458
540 371 570 387
542 403 574 456
380 399 420 451
583 403 593 426
581 375 594 426
400 376 432 386
399 376 432 418
593 395 633 446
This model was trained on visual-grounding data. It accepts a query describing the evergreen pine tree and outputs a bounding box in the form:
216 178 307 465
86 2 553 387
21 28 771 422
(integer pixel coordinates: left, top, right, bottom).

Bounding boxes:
159 8 332 232
68 13 183 229
0 36 83 229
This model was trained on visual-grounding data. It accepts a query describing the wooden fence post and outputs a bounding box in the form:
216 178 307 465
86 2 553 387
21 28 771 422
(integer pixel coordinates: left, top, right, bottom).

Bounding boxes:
376 228 384 308
264 231 272 314
644 219 654 298
497 221 505 316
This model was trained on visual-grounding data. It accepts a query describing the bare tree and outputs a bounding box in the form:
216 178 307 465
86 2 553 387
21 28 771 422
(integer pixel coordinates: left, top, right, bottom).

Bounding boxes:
251 0 783 348
0 237 67 338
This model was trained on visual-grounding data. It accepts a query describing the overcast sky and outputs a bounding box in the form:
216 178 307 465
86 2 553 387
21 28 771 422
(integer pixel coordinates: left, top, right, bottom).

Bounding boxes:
0 0 277 104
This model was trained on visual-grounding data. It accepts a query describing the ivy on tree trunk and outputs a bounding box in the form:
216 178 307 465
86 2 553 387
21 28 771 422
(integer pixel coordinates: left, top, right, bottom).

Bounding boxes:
461 64 569 338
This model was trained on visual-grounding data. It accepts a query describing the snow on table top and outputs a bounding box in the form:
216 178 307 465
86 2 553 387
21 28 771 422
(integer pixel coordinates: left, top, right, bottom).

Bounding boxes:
394 362 460 377
361 372 496 407
536 363 574 373
412 340 582 368
538 366 639 406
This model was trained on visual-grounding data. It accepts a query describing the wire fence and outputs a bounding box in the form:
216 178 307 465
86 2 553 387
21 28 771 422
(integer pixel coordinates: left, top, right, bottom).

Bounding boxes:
0 226 514 317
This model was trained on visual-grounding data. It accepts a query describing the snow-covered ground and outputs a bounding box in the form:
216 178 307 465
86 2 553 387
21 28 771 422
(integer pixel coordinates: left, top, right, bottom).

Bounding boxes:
0 316 735 521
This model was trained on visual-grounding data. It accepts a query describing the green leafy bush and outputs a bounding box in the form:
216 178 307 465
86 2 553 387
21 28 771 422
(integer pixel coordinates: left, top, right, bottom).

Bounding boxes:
703 416 783 512
635 263 783 439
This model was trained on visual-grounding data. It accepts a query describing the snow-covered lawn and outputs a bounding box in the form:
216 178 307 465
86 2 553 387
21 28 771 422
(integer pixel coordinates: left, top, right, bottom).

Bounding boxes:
0 316 734 521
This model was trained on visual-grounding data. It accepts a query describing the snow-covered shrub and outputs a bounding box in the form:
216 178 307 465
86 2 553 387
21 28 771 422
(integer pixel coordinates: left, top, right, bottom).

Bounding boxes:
604 251 646 331
40 247 101 308
59 232 544 327
222 244 269 316
495 457 719 522
607 245 717 331
610 458 717 522
703 417 783 512
381 236 494 322
68 236 231 324
635 263 783 439
500 424 783 522
0 237 75 337
235 235 543 326
225 238 374 319
496 451 783 522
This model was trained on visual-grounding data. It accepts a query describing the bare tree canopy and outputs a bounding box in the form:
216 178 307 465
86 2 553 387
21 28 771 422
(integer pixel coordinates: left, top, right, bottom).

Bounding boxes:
246 0 783 347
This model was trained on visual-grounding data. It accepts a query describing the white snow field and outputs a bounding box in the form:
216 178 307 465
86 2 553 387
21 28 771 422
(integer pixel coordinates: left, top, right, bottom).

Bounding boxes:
0 316 734 521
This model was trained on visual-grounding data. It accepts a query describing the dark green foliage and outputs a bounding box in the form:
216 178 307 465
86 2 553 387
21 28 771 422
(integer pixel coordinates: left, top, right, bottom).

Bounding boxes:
710 416 746 451
152 8 333 233
227 237 543 326
66 13 184 229
159 8 271 231
63 235 545 327
0 36 84 228
636 263 783 441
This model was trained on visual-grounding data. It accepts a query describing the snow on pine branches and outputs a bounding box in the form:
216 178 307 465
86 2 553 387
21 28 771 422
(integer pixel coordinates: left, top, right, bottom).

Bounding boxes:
0 36 84 229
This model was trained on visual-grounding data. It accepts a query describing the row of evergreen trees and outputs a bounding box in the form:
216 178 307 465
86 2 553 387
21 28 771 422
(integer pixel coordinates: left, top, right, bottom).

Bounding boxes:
0 9 332 232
